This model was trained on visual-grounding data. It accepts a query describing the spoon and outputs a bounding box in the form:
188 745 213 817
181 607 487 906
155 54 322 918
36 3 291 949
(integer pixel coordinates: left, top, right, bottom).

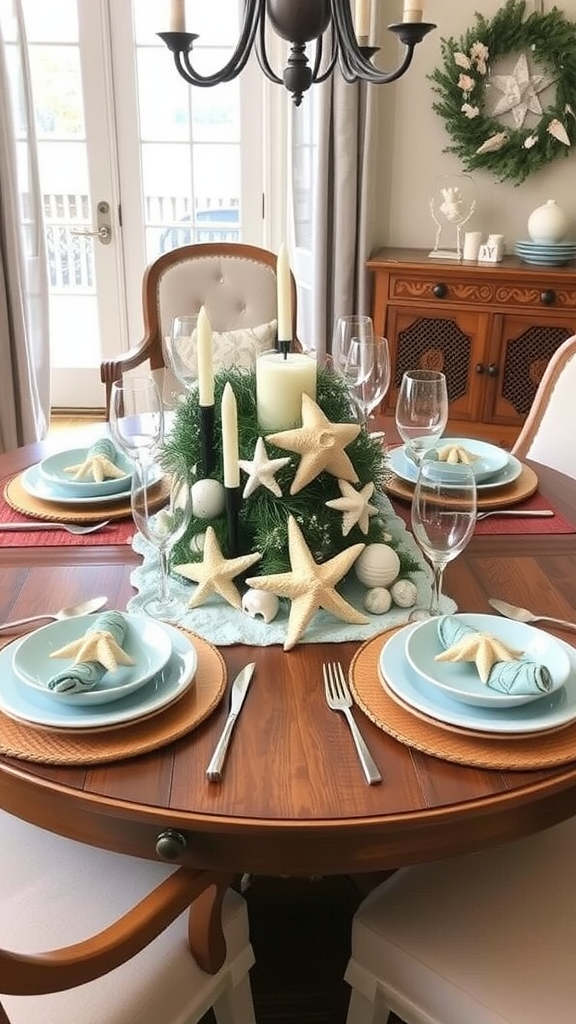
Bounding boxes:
0 596 108 634
488 598 576 634
0 520 110 534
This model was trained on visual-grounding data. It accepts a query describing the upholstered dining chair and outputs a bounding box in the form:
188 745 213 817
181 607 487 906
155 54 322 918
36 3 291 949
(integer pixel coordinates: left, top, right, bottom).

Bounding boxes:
100 241 300 416
512 333 576 479
0 809 256 1024
344 813 576 1024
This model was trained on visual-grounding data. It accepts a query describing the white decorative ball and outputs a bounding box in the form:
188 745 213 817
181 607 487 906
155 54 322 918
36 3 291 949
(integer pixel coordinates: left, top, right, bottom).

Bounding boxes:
391 579 418 608
242 589 280 623
191 479 226 519
190 532 206 554
354 544 401 589
364 587 392 614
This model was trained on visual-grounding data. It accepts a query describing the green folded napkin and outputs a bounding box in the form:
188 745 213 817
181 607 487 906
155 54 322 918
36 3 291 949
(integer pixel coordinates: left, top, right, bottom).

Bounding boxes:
436 615 553 695
46 611 134 694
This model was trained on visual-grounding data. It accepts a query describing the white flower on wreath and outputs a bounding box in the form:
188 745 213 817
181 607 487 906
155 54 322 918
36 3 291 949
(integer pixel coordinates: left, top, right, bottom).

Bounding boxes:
476 131 508 154
470 41 489 74
454 51 471 70
461 102 480 119
458 73 475 92
524 133 538 149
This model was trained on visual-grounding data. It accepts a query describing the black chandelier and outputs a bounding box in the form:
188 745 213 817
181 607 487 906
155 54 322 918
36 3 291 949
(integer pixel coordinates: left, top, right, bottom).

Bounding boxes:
159 1 436 107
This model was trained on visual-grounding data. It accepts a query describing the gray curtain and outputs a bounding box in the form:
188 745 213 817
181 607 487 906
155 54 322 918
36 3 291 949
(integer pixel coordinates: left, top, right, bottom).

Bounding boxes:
310 72 377 362
0 0 50 453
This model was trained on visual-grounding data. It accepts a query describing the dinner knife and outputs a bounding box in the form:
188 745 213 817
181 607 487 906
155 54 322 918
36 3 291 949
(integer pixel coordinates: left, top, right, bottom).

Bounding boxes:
206 662 256 782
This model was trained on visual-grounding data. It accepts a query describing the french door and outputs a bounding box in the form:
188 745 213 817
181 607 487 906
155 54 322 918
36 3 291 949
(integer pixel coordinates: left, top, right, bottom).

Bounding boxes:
22 0 275 409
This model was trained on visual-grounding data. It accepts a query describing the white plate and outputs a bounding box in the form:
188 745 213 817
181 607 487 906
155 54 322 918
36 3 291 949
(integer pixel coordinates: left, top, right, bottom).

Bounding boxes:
38 448 132 498
0 623 196 730
13 614 173 706
379 624 576 735
388 442 522 491
405 614 570 708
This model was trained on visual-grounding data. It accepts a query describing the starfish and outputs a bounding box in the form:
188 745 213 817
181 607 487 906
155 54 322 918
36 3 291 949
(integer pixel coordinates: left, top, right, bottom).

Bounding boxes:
435 633 524 684
238 436 291 498
436 444 479 465
64 454 127 483
266 394 360 496
325 480 378 536
50 630 135 673
173 526 262 609
246 515 367 651
489 53 556 129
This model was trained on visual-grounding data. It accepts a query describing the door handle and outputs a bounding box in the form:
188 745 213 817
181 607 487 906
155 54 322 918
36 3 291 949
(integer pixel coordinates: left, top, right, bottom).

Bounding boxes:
70 200 112 245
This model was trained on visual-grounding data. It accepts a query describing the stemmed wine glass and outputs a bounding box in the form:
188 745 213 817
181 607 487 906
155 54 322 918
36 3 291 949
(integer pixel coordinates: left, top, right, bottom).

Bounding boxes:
331 315 374 389
350 335 391 426
109 376 164 465
395 369 449 463
131 458 192 621
163 314 200 393
410 459 477 620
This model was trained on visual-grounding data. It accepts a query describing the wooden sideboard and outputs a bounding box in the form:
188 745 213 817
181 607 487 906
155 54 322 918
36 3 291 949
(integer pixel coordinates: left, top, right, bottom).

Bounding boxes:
368 247 576 446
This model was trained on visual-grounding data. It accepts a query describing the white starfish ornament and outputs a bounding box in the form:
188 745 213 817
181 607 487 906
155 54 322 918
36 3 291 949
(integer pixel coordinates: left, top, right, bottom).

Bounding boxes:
64 454 127 482
238 436 290 498
246 515 367 651
266 394 360 495
325 479 378 536
50 630 135 673
489 52 556 129
435 632 523 684
173 526 262 609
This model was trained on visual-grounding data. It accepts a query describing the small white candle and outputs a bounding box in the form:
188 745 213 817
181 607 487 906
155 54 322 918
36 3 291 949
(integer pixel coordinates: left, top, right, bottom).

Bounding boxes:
169 0 186 31
196 306 214 407
256 351 317 432
355 0 370 38
221 382 240 489
276 243 292 344
402 0 423 23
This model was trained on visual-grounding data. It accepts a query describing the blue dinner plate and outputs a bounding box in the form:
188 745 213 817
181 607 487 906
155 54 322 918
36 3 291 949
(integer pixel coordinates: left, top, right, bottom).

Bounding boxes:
388 442 522 491
39 448 133 498
379 622 576 735
0 623 196 730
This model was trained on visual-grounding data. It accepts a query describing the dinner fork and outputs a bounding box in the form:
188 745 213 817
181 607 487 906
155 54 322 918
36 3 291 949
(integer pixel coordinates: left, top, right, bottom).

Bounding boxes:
475 509 554 521
323 662 382 785
0 520 111 535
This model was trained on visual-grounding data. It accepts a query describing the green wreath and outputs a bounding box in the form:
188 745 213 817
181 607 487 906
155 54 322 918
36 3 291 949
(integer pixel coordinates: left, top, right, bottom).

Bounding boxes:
429 0 576 186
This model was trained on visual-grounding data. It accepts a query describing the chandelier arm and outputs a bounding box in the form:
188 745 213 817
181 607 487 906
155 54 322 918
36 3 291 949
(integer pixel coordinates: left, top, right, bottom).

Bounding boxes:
254 9 284 85
172 0 263 87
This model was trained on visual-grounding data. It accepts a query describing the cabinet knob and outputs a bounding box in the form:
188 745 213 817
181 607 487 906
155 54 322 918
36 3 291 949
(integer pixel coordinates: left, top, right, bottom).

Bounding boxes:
432 283 448 299
475 363 485 374
540 289 556 305
487 363 498 377
155 829 187 861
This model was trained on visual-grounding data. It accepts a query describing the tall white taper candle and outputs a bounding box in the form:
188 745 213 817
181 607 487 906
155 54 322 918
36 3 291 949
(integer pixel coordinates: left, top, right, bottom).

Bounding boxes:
276 243 292 345
169 0 186 31
197 306 214 407
221 382 240 488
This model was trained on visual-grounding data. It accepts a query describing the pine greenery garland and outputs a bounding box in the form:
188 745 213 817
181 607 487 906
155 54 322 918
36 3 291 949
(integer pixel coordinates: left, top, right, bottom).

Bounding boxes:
162 365 420 579
429 0 576 186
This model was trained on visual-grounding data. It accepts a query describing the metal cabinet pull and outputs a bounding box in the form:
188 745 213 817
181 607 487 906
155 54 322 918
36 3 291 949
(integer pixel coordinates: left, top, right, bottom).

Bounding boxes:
155 829 187 861
432 283 448 299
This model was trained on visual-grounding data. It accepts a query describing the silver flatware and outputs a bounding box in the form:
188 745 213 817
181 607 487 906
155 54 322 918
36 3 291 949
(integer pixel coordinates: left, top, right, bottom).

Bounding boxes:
323 661 382 785
206 663 256 782
0 520 111 534
476 509 554 521
0 596 108 634
488 598 576 633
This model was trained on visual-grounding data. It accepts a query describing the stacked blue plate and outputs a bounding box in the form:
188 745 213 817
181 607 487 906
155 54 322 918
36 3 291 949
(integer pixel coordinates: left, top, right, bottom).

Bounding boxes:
515 240 576 266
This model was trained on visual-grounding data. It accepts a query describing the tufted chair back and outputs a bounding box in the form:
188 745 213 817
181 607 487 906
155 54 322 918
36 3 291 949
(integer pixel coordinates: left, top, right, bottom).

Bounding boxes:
101 242 299 416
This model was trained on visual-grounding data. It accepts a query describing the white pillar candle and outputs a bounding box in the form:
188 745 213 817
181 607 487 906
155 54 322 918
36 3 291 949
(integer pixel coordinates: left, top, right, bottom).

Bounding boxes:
256 351 317 432
402 0 423 22
221 382 240 488
197 306 214 407
276 243 292 344
169 0 186 31
355 0 370 38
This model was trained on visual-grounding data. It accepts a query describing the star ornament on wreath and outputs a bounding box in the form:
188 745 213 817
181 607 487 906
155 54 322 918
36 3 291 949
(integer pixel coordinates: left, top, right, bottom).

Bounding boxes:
429 0 576 185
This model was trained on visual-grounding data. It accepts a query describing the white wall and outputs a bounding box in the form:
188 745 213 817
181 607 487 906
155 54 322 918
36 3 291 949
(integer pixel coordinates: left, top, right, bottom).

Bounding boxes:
373 0 576 251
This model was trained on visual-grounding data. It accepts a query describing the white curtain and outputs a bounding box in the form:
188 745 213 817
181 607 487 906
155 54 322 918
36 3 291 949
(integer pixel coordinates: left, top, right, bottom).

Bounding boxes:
0 0 50 453
309 73 377 363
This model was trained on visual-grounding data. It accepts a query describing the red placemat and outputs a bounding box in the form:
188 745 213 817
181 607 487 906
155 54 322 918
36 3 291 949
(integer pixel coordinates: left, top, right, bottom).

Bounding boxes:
390 489 575 536
0 482 134 546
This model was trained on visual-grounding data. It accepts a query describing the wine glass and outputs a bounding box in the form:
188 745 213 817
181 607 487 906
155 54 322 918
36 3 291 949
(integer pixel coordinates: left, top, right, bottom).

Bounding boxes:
395 369 449 463
410 458 477 619
350 335 391 426
331 315 374 388
163 315 200 393
109 376 164 465
131 459 192 621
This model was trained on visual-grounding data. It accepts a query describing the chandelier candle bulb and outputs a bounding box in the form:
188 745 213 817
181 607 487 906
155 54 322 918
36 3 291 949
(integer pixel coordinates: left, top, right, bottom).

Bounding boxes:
256 350 317 432
355 0 370 40
403 0 423 23
169 0 185 32
276 243 292 355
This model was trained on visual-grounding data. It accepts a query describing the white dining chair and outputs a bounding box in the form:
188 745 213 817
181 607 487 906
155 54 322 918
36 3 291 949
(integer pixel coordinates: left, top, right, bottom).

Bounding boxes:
344 813 576 1024
0 809 256 1024
512 333 576 479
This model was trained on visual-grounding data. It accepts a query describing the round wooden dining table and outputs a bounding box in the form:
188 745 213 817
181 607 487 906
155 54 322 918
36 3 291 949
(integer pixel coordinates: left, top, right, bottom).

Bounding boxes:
2 424 576 967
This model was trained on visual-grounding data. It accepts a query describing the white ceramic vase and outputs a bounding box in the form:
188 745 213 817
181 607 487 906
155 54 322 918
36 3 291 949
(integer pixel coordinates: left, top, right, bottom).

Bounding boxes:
527 200 569 244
